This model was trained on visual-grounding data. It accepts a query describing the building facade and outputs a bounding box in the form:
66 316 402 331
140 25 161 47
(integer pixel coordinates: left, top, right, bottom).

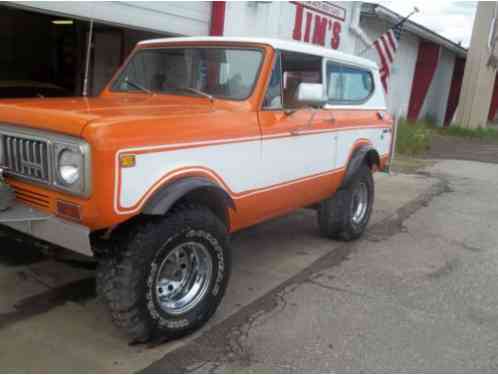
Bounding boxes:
221 2 470 127
222 2 360 54
358 3 468 126
1 2 210 96
2 1 488 127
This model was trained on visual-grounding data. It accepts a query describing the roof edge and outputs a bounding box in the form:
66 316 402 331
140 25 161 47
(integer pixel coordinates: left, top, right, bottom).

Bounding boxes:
362 3 467 58
137 36 379 69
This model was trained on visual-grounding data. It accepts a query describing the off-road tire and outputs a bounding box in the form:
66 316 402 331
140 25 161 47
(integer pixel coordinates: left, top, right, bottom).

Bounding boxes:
96 205 231 342
318 164 374 241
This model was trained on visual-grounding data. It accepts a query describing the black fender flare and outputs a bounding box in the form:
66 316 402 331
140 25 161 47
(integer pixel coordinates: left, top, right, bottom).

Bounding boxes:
141 176 235 216
342 145 380 187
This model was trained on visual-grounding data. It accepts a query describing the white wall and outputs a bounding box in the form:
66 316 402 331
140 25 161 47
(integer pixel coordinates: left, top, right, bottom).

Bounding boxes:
224 2 360 55
6 0 458 124
419 48 455 126
358 17 419 118
9 1 211 36
359 15 458 126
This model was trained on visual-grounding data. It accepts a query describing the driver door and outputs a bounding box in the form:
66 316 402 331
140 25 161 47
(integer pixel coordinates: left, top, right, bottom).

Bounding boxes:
257 51 338 219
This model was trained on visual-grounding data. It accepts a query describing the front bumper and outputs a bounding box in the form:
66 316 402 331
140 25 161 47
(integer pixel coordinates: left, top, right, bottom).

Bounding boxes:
0 201 93 257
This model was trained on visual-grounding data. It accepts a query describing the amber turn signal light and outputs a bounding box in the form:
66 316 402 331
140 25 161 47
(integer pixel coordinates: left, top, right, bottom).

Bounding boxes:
56 200 81 221
120 154 136 168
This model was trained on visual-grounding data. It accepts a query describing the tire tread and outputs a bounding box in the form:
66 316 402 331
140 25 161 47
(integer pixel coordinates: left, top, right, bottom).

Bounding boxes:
96 204 229 342
318 164 374 241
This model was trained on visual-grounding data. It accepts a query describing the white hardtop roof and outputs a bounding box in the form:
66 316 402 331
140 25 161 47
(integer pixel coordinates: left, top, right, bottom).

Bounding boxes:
138 37 378 70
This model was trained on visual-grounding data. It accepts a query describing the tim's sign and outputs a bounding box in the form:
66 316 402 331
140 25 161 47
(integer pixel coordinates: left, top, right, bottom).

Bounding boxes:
292 1 346 50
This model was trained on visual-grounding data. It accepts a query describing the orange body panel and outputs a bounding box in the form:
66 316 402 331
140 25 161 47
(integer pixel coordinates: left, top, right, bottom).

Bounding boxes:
0 42 392 235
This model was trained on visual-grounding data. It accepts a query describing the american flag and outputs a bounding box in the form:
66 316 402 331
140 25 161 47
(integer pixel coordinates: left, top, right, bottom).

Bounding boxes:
372 21 404 93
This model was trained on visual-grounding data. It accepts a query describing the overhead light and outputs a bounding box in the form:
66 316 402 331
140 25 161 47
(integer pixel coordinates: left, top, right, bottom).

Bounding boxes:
52 20 74 25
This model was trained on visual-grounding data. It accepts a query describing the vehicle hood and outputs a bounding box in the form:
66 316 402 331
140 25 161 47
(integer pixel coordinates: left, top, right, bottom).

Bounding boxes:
0 96 213 137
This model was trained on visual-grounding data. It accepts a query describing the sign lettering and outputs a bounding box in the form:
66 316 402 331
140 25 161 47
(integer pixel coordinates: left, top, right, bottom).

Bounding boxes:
292 2 344 50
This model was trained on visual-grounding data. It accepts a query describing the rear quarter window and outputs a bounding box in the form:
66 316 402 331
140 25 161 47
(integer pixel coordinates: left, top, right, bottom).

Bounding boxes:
326 62 374 105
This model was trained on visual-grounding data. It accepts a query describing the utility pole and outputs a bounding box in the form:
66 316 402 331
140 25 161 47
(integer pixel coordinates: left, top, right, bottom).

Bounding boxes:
454 2 498 129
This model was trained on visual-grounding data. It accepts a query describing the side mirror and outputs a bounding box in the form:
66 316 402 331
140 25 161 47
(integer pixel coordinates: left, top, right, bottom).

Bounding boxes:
295 83 326 108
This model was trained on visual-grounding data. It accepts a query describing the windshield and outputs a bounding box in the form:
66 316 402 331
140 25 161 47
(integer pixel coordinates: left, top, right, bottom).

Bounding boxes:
112 47 263 100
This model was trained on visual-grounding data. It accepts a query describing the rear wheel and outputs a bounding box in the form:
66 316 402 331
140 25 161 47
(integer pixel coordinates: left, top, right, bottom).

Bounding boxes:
318 164 374 241
97 205 231 342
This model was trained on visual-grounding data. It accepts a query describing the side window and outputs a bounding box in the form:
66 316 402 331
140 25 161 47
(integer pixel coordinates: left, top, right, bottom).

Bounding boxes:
327 63 343 102
326 62 374 104
281 51 322 109
263 52 283 109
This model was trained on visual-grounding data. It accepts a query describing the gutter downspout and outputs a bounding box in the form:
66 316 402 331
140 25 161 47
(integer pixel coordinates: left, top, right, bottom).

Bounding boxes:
350 2 373 50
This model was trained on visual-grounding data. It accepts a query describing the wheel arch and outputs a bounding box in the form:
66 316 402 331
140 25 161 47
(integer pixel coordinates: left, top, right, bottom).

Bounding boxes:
141 176 235 228
342 144 380 187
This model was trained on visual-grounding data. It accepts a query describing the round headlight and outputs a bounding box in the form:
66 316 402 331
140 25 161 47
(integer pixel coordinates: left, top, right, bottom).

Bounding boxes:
58 149 81 185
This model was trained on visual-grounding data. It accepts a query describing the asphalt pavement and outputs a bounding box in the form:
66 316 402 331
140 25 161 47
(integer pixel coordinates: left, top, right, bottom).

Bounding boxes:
1 160 497 372
146 160 498 372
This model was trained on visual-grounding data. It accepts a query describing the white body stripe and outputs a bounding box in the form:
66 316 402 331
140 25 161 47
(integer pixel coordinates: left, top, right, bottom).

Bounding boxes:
336 128 391 168
120 139 260 208
115 127 391 214
260 132 337 188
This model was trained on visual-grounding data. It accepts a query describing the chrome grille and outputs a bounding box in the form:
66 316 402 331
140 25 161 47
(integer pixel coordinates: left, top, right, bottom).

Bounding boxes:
1 135 50 183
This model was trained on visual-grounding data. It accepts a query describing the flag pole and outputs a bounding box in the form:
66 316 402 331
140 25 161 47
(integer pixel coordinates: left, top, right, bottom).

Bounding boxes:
358 6 419 56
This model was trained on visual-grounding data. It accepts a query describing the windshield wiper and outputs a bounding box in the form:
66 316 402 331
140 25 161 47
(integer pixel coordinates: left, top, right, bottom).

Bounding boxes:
174 87 214 103
124 78 153 95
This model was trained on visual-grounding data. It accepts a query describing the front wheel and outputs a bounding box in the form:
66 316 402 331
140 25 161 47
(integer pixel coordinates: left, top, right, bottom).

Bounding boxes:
318 164 374 241
97 205 231 342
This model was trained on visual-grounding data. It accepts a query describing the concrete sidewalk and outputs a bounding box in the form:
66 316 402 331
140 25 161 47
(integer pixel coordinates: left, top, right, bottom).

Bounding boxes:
0 171 438 372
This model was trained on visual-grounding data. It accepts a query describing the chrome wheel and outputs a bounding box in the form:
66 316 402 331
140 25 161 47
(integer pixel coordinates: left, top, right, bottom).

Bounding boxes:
351 182 369 225
155 242 213 315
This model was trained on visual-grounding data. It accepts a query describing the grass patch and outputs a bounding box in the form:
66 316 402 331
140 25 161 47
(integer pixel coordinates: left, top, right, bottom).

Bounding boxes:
395 120 432 156
393 119 498 159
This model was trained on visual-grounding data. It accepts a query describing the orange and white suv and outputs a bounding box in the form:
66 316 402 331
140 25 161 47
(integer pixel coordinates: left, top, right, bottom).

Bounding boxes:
0 37 392 341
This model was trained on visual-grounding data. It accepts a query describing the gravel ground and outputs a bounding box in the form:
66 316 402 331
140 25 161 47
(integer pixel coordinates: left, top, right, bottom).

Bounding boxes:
424 135 498 164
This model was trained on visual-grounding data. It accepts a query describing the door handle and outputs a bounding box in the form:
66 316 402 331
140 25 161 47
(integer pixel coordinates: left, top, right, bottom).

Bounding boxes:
290 107 319 136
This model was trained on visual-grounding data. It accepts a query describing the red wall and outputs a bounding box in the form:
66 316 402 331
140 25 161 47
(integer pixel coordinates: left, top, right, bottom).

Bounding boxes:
444 57 466 127
210 1 226 36
407 41 440 122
